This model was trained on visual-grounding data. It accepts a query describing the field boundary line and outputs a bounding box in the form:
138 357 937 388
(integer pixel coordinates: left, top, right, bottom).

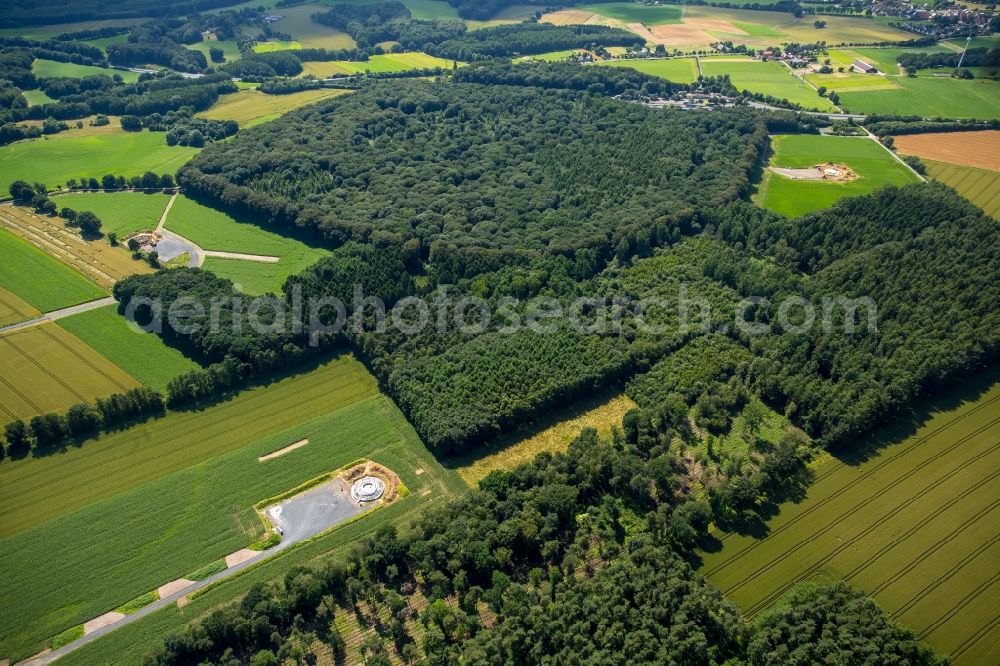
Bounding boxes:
154 192 177 233
706 393 1000 560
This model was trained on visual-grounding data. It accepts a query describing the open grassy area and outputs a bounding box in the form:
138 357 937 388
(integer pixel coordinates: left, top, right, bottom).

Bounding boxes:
449 391 636 486
51 191 171 237
921 160 1000 220
0 18 146 41
269 3 357 49
805 71 900 92
252 39 302 53
197 88 350 126
188 38 242 63
0 228 105 313
838 76 1000 119
164 195 331 293
0 206 153 288
595 57 699 84
31 59 140 83
299 52 456 77
699 59 837 110
0 131 198 193
0 361 461 662
756 134 918 217
0 322 140 427
57 305 201 392
20 89 55 106
580 2 682 24
699 369 1000 665
828 46 953 73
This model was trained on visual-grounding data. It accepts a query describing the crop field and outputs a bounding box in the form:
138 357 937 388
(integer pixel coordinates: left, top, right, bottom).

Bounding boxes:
197 88 350 126
0 131 198 194
0 323 140 427
299 52 456 77
516 49 585 62
52 191 172 237
804 71 900 92
0 355 375 538
163 195 331 293
921 160 1000 220
837 76 1000 119
269 3 357 49
0 287 39 328
828 46 953 73
0 227 105 314
891 130 1000 172
756 134 918 217
57 305 201 392
595 57 699 84
0 206 154 288
580 2 682 24
0 372 462 662
465 3 538 29
699 60 837 110
31 58 141 82
699 372 1000 665
449 391 637 486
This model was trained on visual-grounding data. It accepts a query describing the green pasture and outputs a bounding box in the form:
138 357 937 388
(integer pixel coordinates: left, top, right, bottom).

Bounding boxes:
756 134 918 217
188 39 242 63
57 305 201 391
0 379 460 662
299 52 456 77
595 57 699 84
0 229 105 313
700 372 1000 666
580 2 682 24
31 59 140 83
0 132 199 194
699 60 837 110
163 195 331 293
837 76 1000 119
269 3 357 49
20 89 54 106
51 191 171 237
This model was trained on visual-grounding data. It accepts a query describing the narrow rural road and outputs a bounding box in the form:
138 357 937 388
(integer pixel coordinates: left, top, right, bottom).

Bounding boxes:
154 193 177 233
0 297 116 334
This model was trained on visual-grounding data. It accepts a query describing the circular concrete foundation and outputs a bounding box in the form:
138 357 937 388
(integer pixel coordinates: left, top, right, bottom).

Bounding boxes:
351 476 385 502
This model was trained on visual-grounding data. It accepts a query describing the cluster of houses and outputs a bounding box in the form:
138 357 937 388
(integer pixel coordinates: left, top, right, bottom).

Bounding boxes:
873 0 998 40
616 88 737 111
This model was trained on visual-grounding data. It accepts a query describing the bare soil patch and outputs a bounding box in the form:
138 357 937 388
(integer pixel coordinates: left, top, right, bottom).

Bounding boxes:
224 548 258 568
83 611 124 635
687 17 747 34
156 578 194 598
540 9 612 26
770 162 858 182
893 130 1000 171
343 461 401 503
647 23 716 45
257 438 309 462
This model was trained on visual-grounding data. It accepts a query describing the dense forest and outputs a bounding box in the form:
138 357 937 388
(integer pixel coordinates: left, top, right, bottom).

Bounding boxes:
178 79 767 255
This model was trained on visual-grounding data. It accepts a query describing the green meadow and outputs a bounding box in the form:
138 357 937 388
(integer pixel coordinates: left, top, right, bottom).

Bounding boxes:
700 59 837 110
756 134 918 217
0 360 460 661
57 305 201 391
837 76 1000 119
20 89 55 106
51 191 171 237
595 57 699 84
0 229 105 313
700 372 1000 665
0 132 199 193
163 196 331 294
580 2 682 24
31 58 141 82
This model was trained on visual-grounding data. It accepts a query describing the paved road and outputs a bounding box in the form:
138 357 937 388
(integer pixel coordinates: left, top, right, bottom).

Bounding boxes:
0 297 116 334
19 481 371 665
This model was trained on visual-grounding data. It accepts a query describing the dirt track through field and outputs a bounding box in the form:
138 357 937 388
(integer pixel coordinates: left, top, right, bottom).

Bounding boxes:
893 130 1000 171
